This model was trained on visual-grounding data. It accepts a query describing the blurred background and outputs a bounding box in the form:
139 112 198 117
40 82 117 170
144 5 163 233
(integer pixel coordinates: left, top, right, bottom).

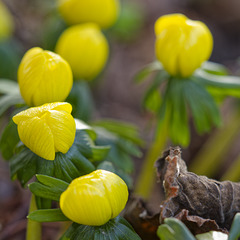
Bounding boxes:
1 0 240 239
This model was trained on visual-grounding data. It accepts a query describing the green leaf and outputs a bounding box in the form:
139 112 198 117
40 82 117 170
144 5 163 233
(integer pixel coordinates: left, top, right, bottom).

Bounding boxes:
159 78 190 146
10 147 37 186
201 61 228 76
36 174 69 191
75 118 96 140
134 61 163 83
54 148 94 183
60 216 141 240
41 14 66 51
183 80 221 134
0 120 19 160
29 175 69 201
9 130 109 186
195 231 228 240
97 161 133 188
92 119 143 145
0 39 23 80
228 213 240 240
94 126 142 175
142 71 167 113
195 69 240 98
157 218 196 240
0 79 24 116
108 0 144 42
0 79 20 94
28 209 69 222
97 161 115 172
0 94 24 116
74 130 110 162
67 80 94 122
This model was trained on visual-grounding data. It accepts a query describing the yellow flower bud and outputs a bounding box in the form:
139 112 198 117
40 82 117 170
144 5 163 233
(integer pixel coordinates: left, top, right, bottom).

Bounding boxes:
55 23 109 80
155 14 213 78
60 169 129 226
12 102 76 161
18 47 73 107
0 1 14 41
58 0 120 29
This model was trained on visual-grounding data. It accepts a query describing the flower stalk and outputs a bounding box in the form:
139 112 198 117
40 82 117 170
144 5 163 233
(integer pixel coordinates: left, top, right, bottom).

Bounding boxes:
135 116 169 198
26 194 41 240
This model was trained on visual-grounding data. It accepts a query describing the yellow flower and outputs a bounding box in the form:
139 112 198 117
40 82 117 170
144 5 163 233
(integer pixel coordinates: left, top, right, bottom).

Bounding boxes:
55 23 109 80
18 47 73 107
12 102 76 161
58 0 120 29
0 1 14 41
155 14 213 78
60 169 129 226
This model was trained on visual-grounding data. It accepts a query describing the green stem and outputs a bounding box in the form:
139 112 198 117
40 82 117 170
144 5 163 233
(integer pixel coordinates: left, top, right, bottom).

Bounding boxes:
26 194 41 240
221 154 240 181
135 118 169 198
189 109 240 177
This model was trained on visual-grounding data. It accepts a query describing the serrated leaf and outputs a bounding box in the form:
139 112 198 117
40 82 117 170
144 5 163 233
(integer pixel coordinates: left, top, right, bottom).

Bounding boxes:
60 216 141 240
0 120 19 160
228 213 240 240
195 231 228 240
28 208 69 222
134 61 163 83
157 218 196 240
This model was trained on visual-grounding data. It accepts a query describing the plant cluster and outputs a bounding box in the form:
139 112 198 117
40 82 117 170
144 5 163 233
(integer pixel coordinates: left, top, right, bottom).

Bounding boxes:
0 1 240 240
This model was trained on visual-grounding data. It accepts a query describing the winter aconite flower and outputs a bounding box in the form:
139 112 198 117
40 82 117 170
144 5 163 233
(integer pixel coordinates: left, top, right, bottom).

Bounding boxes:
58 0 120 29
56 23 109 80
12 102 76 161
60 169 129 226
18 47 73 106
155 14 213 78
0 1 14 41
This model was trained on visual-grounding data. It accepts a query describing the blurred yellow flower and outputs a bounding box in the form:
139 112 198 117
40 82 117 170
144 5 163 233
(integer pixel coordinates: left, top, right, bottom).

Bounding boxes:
12 102 76 161
0 1 14 41
18 47 73 106
55 23 109 80
155 14 213 78
60 169 129 226
58 0 120 29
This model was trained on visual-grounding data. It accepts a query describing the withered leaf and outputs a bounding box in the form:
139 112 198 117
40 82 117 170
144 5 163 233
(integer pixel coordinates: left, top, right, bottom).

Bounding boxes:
156 146 240 234
124 197 160 240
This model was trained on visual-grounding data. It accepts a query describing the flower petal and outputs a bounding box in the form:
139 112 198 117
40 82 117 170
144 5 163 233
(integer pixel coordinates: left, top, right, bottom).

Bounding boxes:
17 117 55 160
43 109 76 154
12 102 72 124
93 170 129 218
60 183 112 226
18 47 73 106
